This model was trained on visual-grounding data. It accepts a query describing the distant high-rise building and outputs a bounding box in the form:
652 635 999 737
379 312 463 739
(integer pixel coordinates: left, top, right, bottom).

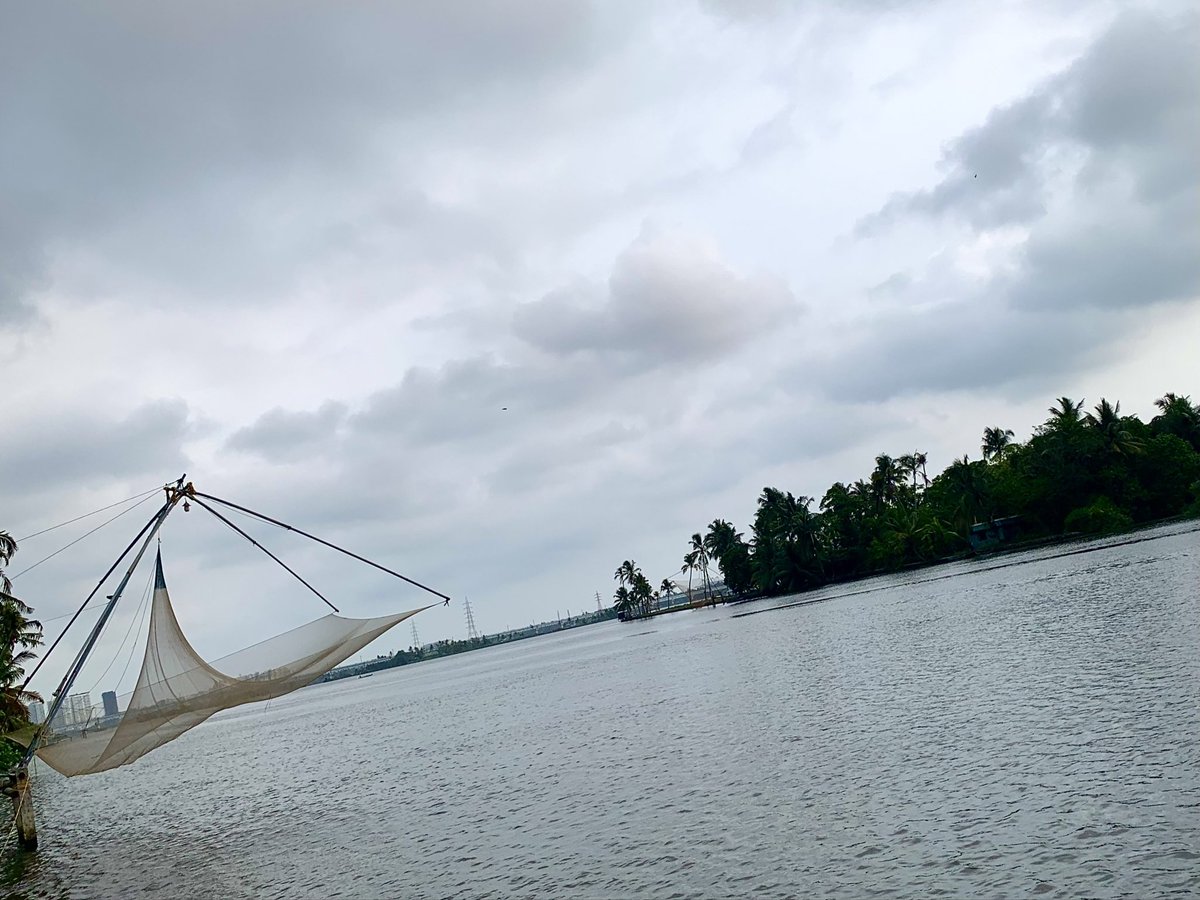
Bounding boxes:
102 691 119 717
67 692 92 728
26 700 45 725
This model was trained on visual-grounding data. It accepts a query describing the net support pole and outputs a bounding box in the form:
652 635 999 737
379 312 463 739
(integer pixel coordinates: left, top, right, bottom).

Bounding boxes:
20 478 186 774
6 769 37 850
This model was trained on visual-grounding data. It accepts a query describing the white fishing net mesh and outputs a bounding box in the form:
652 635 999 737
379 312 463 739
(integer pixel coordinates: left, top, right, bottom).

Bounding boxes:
36 552 423 777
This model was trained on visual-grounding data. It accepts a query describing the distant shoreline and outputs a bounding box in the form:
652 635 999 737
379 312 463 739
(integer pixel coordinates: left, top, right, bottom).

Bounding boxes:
639 514 1200 623
320 606 619 683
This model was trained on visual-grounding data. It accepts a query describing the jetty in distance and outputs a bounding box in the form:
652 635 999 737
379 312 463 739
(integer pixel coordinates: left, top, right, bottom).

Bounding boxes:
321 605 619 682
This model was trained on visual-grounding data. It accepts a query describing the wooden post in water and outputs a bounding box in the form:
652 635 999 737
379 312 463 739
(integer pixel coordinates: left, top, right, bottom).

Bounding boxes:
14 769 36 850
3 768 37 850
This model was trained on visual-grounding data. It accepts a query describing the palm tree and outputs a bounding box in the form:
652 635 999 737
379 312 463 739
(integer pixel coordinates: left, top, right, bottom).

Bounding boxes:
944 455 992 529
630 572 654 616
1085 398 1143 455
0 531 15 597
981 427 1015 461
612 585 634 618
750 488 825 594
703 519 754 597
689 533 712 602
894 454 925 508
881 508 956 563
819 481 864 568
680 551 698 601
0 531 43 733
1152 393 1200 450
870 454 902 510
703 519 737 562
1045 397 1085 431
913 451 930 489
659 578 676 600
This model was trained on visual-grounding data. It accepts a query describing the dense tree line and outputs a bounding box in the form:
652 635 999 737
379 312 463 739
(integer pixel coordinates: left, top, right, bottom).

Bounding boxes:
613 392 1200 612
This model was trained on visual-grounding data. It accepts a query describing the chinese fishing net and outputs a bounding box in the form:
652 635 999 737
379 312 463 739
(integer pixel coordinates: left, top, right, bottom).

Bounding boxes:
35 551 424 776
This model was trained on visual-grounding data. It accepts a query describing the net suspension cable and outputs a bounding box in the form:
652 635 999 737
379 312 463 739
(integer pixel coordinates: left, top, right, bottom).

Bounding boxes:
193 490 452 603
16 485 162 542
9 490 161 582
187 495 339 612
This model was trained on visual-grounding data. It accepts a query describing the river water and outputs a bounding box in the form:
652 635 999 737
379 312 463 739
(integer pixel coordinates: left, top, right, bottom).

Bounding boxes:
7 522 1200 899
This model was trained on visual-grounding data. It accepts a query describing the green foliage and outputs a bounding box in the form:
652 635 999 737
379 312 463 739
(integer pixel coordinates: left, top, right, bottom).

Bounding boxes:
610 390 1200 603
1128 434 1200 520
0 532 44 736
982 427 1015 461
1064 497 1134 535
1150 393 1200 452
705 520 753 596
613 560 654 617
0 739 21 772
1185 480 1200 518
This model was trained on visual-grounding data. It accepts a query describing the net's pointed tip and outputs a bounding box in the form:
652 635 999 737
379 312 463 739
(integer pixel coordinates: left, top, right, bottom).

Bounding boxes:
154 548 167 591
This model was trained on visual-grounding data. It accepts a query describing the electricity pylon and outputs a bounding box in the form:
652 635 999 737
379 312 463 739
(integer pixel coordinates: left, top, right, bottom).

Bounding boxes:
464 595 480 641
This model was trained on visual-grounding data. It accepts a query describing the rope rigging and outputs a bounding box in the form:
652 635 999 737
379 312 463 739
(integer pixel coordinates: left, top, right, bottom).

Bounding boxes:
16 486 162 542
10 491 160 581
188 495 340 612
193 490 452 603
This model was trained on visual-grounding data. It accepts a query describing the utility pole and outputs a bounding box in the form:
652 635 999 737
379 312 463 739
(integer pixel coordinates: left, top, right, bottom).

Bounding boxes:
464 595 480 641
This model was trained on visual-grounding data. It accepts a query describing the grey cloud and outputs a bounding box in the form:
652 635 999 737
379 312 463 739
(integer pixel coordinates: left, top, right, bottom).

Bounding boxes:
859 95 1052 234
798 300 1114 403
867 271 913 299
226 401 348 461
0 400 191 497
351 355 611 446
859 11 1199 238
513 229 799 367
739 102 802 163
3 3 593 187
0 221 46 327
0 2 603 317
839 8 1200 396
483 421 644 497
699 0 921 22
1010 194 1199 311
1066 11 1198 159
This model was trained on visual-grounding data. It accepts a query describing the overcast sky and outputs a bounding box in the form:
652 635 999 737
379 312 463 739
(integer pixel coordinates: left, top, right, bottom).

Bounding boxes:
4 1 1198 698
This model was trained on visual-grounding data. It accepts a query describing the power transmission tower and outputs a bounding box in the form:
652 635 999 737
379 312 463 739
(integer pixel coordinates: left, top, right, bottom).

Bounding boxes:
411 623 420 651
595 591 603 613
464 595 480 641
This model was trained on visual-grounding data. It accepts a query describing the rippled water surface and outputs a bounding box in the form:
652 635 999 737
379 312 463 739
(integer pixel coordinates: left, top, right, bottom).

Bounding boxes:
9 523 1200 899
